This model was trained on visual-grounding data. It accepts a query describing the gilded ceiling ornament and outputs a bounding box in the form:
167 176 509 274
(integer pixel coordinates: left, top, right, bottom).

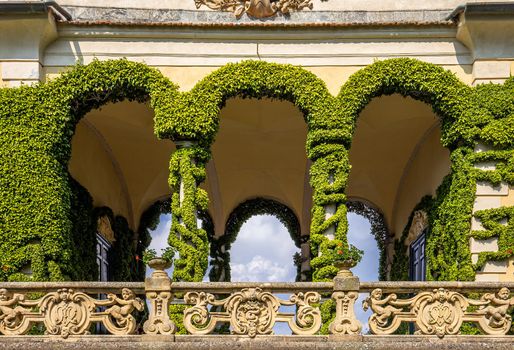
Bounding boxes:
194 0 313 19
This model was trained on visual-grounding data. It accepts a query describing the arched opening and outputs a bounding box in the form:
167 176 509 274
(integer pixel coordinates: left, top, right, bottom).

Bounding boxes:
209 198 303 282
69 100 174 281
203 97 310 282
230 214 300 282
346 94 451 281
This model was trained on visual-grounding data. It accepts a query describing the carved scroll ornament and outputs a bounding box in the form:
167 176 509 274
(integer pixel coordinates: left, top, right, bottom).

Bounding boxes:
194 0 313 19
0 288 143 338
363 287 514 337
183 287 321 337
328 291 362 335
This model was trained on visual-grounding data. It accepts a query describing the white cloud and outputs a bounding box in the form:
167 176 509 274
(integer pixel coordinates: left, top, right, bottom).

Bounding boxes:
230 215 299 283
231 255 290 282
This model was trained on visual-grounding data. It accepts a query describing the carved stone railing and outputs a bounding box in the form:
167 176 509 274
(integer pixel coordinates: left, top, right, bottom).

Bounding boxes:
0 265 512 340
361 281 514 338
0 282 144 338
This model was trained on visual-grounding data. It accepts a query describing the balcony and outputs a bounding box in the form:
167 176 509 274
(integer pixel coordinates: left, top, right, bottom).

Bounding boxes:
0 261 512 350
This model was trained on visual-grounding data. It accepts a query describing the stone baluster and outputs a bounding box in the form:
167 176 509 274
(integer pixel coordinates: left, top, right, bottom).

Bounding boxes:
328 263 362 336
143 258 176 335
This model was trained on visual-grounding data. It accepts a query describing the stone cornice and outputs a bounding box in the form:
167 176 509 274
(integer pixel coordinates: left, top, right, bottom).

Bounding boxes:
61 5 454 27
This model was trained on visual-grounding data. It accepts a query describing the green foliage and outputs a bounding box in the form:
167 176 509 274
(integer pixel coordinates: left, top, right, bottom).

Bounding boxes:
1 57 513 294
168 145 210 282
0 59 177 281
471 206 514 270
333 243 363 264
68 177 98 281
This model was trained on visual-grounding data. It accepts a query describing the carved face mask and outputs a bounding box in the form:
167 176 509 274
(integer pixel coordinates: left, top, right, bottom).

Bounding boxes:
246 0 276 18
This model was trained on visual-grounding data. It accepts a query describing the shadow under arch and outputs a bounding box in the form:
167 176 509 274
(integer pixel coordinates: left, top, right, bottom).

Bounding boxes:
209 197 302 282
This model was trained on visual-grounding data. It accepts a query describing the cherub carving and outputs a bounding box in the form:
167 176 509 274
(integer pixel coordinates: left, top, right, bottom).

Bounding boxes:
105 288 144 326
0 289 26 328
480 287 514 328
363 289 402 327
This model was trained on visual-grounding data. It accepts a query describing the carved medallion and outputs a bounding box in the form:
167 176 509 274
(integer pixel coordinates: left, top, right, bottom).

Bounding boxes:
194 0 313 19
97 215 115 243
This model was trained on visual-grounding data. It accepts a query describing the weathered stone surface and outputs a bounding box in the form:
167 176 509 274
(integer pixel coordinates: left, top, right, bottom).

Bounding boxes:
62 6 452 25
476 181 509 196
0 335 512 350
469 237 499 253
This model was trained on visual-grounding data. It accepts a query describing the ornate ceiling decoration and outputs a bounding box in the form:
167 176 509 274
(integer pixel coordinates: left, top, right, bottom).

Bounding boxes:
194 0 313 19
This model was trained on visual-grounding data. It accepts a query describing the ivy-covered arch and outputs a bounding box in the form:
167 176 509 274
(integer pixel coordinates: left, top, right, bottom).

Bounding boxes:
335 58 496 282
0 59 178 281
209 198 302 282
1 57 512 290
156 60 348 283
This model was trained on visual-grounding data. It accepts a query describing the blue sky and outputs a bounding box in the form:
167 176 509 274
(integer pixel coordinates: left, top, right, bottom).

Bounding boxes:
147 211 378 333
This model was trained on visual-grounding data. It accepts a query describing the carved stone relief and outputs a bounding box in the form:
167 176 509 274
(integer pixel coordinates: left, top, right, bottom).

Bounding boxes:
194 0 313 19
183 287 321 337
0 288 143 338
363 287 514 337
405 210 428 250
97 215 116 243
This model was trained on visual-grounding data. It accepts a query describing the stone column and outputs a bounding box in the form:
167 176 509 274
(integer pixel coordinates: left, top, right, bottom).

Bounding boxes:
328 264 362 336
143 258 176 336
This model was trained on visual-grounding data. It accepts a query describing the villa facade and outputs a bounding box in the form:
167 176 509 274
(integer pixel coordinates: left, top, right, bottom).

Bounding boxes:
0 1 513 348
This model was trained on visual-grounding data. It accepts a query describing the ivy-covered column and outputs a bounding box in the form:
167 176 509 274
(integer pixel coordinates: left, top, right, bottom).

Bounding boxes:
168 141 210 282
308 144 352 334
167 141 211 334
309 146 351 282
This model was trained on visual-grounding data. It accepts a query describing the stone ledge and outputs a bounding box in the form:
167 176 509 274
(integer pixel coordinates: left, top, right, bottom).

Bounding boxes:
0 335 513 350
62 6 454 26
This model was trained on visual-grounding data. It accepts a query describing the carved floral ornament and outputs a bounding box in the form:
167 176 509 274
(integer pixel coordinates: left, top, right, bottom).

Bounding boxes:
183 287 321 337
363 287 514 337
194 0 313 19
0 288 143 338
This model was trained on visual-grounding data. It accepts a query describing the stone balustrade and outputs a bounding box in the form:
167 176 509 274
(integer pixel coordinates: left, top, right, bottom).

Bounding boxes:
0 262 512 342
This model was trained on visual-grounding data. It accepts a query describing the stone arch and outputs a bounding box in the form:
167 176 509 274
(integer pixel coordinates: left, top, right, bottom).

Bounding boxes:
160 60 338 282
155 60 337 145
30 59 177 280
208 197 303 282
337 58 488 281
338 58 480 147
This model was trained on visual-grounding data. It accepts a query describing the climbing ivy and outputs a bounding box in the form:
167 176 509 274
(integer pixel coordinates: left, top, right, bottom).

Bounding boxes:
471 206 514 270
168 145 210 282
0 58 513 293
0 59 177 281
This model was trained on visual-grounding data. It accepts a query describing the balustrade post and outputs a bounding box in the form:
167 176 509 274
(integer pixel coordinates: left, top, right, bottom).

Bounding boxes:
328 264 362 336
143 258 176 335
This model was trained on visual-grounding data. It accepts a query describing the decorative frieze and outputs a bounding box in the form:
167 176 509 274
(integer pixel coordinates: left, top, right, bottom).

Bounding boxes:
194 0 313 19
